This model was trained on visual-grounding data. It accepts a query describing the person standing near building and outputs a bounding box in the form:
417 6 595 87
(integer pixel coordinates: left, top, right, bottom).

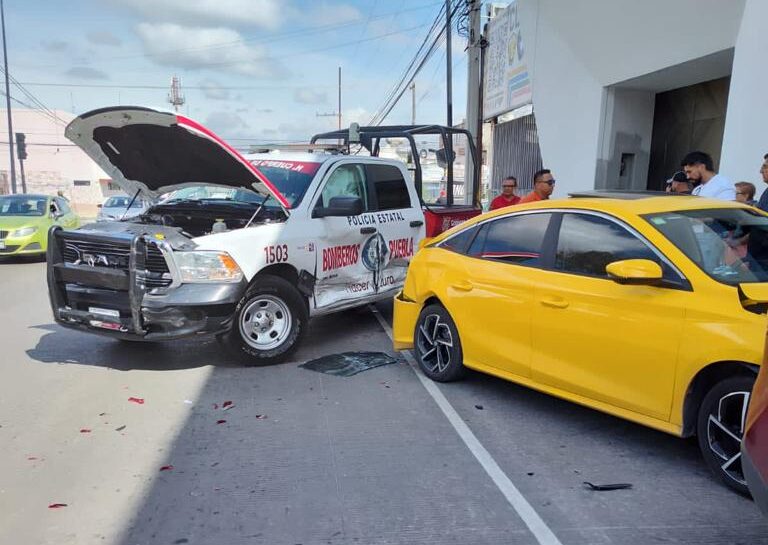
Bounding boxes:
755 154 768 212
735 181 757 206
666 171 693 194
519 169 555 203
490 176 521 210
681 151 735 200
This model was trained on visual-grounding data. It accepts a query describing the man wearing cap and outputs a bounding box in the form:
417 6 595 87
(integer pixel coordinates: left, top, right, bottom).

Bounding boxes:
490 176 521 210
666 171 693 194
519 169 555 203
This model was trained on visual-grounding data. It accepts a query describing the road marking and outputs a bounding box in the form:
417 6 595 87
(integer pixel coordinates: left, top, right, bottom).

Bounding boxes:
370 305 564 545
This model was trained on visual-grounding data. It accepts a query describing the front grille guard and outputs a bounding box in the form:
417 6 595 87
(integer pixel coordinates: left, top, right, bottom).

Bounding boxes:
47 227 180 336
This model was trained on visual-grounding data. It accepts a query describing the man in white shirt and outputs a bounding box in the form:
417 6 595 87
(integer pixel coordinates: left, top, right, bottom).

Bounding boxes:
681 151 735 200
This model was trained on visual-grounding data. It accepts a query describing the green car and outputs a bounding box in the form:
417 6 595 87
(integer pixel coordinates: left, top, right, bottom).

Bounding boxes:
0 194 80 258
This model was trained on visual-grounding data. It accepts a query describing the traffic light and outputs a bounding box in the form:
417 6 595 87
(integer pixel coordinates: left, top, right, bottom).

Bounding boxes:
15 132 27 160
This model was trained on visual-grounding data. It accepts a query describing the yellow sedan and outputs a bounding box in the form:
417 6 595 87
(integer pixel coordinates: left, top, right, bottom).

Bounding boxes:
394 192 766 494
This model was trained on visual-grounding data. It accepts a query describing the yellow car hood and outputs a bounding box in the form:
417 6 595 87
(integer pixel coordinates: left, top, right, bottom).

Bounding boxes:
0 216 48 230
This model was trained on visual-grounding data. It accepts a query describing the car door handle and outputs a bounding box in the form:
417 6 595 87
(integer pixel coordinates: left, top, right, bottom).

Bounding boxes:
540 297 569 309
410 220 424 227
451 281 474 292
360 227 376 235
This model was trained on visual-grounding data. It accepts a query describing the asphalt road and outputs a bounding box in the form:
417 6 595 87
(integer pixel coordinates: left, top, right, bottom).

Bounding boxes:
1 257 767 545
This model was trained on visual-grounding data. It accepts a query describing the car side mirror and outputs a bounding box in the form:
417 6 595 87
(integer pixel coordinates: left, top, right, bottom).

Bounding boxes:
606 259 663 285
312 196 364 218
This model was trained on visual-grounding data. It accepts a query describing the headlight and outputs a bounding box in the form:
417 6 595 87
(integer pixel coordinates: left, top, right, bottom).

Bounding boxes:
10 226 38 238
173 251 243 283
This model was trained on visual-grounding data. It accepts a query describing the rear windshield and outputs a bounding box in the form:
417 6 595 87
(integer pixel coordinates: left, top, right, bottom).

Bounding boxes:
644 208 768 285
250 160 322 207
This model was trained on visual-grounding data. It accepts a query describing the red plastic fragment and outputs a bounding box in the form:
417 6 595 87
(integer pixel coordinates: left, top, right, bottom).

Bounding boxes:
222 401 233 409
216 419 227 425
48 503 68 509
27 456 38 461
159 465 174 472
80 429 92 433
128 397 145 405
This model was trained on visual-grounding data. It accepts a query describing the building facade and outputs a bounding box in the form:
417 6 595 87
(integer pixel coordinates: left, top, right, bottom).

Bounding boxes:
0 109 116 216
484 0 767 198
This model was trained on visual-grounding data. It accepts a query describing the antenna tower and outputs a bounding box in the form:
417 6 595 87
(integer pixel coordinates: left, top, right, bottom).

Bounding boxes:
168 75 185 112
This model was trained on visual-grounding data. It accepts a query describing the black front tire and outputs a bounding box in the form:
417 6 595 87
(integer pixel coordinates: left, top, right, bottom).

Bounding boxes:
223 275 308 366
413 304 466 382
696 374 755 495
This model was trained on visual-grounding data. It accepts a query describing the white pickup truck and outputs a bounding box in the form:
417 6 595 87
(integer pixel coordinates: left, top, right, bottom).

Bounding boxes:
47 106 434 364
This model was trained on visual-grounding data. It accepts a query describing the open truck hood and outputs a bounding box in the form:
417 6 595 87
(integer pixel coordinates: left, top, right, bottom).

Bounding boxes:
65 106 290 209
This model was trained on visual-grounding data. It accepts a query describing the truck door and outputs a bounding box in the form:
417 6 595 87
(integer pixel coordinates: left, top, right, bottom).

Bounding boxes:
310 162 377 310
365 163 425 294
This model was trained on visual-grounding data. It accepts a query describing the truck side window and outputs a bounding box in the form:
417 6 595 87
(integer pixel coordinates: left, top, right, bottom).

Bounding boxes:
318 164 368 209
367 164 411 211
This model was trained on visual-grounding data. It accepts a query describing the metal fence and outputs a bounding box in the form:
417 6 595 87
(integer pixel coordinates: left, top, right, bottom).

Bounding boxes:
490 114 543 195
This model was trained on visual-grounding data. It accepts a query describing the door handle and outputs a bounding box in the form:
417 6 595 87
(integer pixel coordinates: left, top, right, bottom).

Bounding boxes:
451 281 473 292
410 220 424 227
540 297 569 309
360 227 376 235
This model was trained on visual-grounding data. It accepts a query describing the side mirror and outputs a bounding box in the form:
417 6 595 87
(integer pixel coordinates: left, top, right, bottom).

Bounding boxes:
606 259 663 285
313 196 364 218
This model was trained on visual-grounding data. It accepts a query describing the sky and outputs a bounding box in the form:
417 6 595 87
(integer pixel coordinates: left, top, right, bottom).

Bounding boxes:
3 0 472 147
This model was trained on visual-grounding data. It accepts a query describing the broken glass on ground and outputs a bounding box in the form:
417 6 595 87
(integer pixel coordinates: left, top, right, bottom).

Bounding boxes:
299 352 398 377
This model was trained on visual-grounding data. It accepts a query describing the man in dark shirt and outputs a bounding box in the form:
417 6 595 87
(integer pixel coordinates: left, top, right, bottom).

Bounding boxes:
756 153 768 212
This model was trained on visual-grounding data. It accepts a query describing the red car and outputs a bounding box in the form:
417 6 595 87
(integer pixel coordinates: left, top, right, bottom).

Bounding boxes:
744 333 768 514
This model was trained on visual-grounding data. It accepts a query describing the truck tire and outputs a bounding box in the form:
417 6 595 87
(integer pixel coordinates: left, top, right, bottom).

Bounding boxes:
224 275 308 366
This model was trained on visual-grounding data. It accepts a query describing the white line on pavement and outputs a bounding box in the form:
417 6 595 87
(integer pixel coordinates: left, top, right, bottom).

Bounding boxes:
369 305 564 545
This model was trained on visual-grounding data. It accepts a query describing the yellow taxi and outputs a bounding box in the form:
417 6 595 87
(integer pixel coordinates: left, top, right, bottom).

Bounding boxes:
393 192 766 494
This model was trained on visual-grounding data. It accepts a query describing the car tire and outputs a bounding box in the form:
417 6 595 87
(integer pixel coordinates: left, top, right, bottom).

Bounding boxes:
696 374 756 495
224 275 307 366
413 304 466 382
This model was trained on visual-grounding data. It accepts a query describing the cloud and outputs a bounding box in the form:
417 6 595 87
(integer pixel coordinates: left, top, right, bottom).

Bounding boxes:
198 79 230 100
136 23 285 77
41 40 69 52
110 0 282 29
87 31 122 47
293 88 328 105
301 2 362 27
204 111 250 137
64 67 110 80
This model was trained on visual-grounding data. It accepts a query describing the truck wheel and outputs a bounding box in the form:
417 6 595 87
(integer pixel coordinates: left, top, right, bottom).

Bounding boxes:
696 374 755 495
225 275 307 366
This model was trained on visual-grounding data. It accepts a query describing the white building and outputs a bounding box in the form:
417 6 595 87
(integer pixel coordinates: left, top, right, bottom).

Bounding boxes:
484 0 767 197
0 109 116 216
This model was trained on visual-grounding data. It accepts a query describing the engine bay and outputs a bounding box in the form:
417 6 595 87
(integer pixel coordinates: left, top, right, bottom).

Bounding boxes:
135 200 288 238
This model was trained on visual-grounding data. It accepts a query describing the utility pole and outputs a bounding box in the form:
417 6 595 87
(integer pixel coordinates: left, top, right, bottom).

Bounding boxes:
445 0 453 128
167 75 185 113
465 0 485 205
1 0 16 194
410 82 416 125
337 66 342 130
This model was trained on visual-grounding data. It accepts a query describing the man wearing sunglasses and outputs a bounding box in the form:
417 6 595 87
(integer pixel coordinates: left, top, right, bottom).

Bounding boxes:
490 175 521 210
519 169 555 203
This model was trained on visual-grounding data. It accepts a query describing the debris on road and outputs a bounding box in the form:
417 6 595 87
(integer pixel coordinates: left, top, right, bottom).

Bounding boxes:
115 425 126 432
79 429 91 433
475 404 484 410
255 414 268 420
183 400 193 405
216 419 227 425
159 465 174 472
128 397 145 405
48 503 68 509
222 401 234 410
583 481 633 491
300 352 398 377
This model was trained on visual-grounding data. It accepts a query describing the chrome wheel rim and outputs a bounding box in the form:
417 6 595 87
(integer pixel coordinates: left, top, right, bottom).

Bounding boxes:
416 313 453 373
707 390 750 486
239 295 292 351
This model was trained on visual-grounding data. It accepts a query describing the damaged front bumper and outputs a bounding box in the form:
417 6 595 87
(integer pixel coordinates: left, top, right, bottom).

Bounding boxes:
392 291 420 351
46 226 246 341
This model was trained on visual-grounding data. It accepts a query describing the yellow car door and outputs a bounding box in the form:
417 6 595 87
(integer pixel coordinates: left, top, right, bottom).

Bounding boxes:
442 211 555 379
531 211 690 421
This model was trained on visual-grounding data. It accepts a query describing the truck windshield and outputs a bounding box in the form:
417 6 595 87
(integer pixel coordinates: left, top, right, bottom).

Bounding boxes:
644 207 768 285
250 160 322 207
